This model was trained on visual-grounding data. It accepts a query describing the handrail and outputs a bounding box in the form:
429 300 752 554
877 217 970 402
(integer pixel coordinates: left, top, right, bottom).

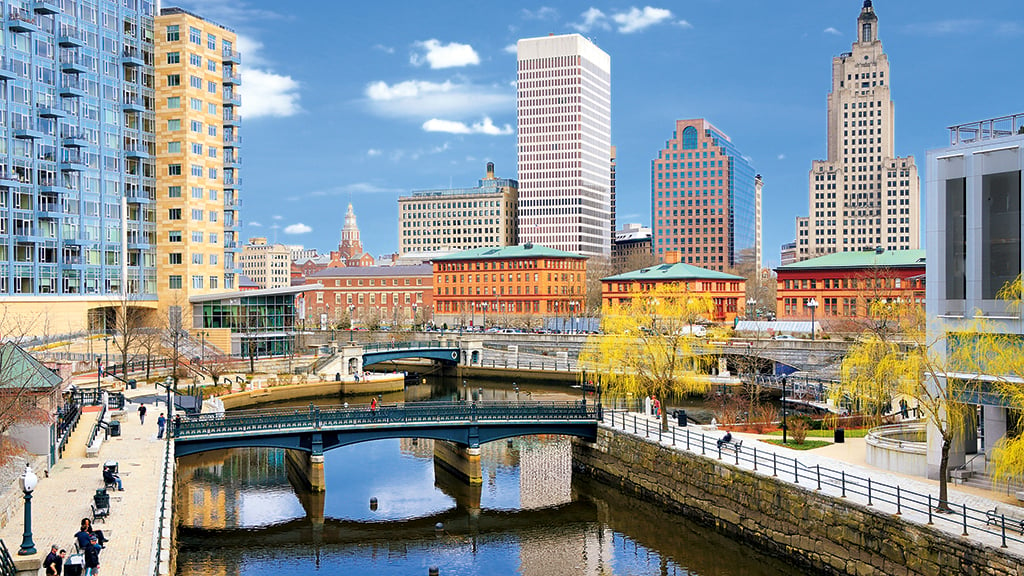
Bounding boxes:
150 437 173 575
604 409 1024 548
954 451 987 473
56 400 82 458
86 403 108 448
172 400 598 439
0 539 16 576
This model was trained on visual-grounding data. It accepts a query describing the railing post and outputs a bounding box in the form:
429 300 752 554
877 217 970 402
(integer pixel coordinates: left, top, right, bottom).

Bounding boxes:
962 505 969 536
717 444 722 460
793 460 798 484
816 465 821 491
752 446 757 471
896 485 901 515
867 477 872 506
734 447 739 466
772 452 777 477
633 415 636 434
841 470 846 497
701 433 705 455
928 495 933 525
686 429 690 451
1002 515 1007 548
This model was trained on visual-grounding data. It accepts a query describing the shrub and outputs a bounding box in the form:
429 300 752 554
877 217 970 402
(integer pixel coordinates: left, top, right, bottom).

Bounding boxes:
790 417 811 444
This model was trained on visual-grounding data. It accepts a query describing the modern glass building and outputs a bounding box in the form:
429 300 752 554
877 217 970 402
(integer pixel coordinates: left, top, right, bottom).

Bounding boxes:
0 0 159 329
651 119 756 271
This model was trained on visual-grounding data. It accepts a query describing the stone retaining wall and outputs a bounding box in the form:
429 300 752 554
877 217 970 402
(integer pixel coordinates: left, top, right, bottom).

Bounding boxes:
572 427 1024 576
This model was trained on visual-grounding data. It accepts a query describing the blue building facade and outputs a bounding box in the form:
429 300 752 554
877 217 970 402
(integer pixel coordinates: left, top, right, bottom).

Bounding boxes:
0 0 157 299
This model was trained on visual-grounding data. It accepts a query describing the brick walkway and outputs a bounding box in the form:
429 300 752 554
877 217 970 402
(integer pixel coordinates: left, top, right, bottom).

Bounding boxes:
0 379 170 575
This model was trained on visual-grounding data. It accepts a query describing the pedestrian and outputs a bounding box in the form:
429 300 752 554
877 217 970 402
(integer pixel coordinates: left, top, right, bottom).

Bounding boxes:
44 544 64 575
78 518 108 548
173 414 181 436
156 413 166 439
653 397 661 418
83 535 100 575
138 404 147 425
370 397 377 411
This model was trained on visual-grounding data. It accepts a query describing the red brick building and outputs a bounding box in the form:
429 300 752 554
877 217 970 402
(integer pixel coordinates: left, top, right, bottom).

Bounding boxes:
775 248 925 324
301 264 433 329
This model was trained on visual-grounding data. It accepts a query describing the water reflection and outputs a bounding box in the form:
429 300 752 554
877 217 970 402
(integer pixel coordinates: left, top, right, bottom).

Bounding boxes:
177 435 802 576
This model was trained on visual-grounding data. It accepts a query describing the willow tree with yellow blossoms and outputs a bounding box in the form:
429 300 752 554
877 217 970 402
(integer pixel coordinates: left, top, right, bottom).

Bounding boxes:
579 283 720 431
831 300 975 511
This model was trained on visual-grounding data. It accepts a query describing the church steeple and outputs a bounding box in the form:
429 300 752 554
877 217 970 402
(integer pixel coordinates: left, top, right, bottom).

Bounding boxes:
339 203 363 259
858 0 878 43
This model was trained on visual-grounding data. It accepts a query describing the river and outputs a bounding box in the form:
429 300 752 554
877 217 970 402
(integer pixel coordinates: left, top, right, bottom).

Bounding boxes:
174 377 802 576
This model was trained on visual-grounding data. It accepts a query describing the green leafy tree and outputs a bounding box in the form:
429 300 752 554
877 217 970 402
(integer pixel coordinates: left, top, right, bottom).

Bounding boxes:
580 283 719 431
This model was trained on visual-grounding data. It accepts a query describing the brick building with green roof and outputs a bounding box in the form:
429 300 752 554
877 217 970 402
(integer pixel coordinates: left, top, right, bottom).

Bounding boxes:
775 247 925 323
601 262 746 323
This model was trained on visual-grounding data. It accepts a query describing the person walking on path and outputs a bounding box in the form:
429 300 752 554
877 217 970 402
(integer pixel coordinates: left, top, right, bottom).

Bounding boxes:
157 413 166 439
138 404 147 424
83 535 101 575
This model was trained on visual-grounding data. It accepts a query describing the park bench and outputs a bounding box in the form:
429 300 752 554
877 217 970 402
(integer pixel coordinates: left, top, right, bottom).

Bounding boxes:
91 488 110 523
986 504 1024 534
717 437 743 452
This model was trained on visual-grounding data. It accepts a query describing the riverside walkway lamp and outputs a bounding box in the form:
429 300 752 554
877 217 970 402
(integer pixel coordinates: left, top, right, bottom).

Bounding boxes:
18 464 37 555
807 298 819 341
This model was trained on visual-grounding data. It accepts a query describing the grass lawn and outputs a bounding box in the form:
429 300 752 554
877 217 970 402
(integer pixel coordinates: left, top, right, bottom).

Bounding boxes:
765 428 870 439
762 439 832 450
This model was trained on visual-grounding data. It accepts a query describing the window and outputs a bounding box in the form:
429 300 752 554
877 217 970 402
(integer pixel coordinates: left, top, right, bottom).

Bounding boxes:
207 125 217 136
192 275 203 289
207 81 217 94
166 74 180 87
169 253 182 264
209 233 218 243
166 51 180 64
169 275 182 289
191 232 203 242
189 27 201 44
189 54 201 67
982 170 1021 299
192 253 203 264
191 209 203 220
168 208 181 220
209 211 217 223
168 164 181 176
191 143 203 155
207 60 217 72
207 33 217 50
168 186 181 198
168 231 182 242
167 142 181 154
166 25 179 42
190 120 202 133
207 103 217 115
682 126 698 149
945 176 966 300
190 97 202 111
189 75 202 89
208 168 217 179
191 187 203 199
167 119 181 131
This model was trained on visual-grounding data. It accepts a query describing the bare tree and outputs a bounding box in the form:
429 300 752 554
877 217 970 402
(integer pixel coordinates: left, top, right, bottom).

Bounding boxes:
109 292 155 375
0 309 61 465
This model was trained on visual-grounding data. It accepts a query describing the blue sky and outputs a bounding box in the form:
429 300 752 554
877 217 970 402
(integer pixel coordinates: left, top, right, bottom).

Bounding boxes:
174 0 1023 267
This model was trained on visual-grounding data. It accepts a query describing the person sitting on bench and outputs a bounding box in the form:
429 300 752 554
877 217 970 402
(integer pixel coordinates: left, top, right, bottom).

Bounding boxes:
717 431 733 449
103 468 123 491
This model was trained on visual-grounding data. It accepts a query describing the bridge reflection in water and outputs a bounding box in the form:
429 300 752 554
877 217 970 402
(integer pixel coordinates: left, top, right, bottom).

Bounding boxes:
175 439 802 576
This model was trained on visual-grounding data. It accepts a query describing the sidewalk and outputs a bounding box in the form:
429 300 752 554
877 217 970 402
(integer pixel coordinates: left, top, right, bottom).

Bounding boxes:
0 379 170 575
611 411 1024 553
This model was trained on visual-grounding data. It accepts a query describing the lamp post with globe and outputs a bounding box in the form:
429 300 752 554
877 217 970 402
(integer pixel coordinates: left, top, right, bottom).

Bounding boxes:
18 464 38 555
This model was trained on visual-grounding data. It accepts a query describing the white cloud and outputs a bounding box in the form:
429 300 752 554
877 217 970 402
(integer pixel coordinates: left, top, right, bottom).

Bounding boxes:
777 154 786 160
571 7 609 32
367 148 382 157
243 69 301 118
612 6 674 33
236 35 268 66
373 43 395 54
521 7 558 20
422 117 513 135
272 215 283 220
572 6 679 34
248 221 262 227
410 39 480 69
823 26 841 36
504 43 518 54
365 79 513 119
284 223 312 235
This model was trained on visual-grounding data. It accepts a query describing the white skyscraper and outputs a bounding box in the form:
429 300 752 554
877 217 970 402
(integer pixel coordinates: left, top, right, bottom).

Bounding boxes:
517 34 611 258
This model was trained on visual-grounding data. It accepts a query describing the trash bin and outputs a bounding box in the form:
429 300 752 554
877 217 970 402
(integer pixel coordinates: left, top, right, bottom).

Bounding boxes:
108 420 121 437
674 409 688 427
128 379 137 390
94 489 109 509
834 428 845 443
64 554 84 576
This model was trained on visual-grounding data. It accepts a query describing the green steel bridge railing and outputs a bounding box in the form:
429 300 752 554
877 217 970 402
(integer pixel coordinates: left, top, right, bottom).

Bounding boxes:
171 401 599 439
361 341 450 352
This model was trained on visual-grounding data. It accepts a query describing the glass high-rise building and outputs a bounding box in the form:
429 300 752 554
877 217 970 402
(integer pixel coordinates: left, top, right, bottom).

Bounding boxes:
516 34 611 259
0 0 158 329
651 119 756 271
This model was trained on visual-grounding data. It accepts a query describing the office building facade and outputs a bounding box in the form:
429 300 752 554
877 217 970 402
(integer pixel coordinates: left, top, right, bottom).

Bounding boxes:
154 7 241 327
239 237 290 289
798 0 919 261
0 0 160 332
516 34 611 258
398 162 518 255
651 119 756 271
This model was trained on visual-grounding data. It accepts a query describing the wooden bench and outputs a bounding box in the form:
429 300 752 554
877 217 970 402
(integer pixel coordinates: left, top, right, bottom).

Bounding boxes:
91 502 109 523
986 504 1024 533
717 438 743 452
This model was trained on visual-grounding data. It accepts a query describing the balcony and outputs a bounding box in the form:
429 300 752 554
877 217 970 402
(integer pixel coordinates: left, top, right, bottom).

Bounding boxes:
224 154 241 169
39 181 68 194
0 62 16 81
32 0 60 15
13 127 44 140
223 71 241 85
0 168 25 184
59 79 86 98
62 134 88 147
224 241 238 249
222 48 241 64
37 205 61 219
125 189 153 204
60 56 88 74
59 153 86 171
122 97 146 113
222 113 241 127
223 92 241 107
121 47 145 68
223 133 241 147
58 30 85 48
7 8 38 33
37 104 67 118
223 176 241 189
125 145 150 159
223 196 241 209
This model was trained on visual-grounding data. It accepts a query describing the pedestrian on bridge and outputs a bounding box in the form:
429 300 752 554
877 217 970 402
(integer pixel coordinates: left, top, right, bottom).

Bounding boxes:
138 404 147 424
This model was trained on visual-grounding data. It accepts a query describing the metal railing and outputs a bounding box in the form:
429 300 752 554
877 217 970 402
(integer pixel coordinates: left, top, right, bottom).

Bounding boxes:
172 400 599 439
949 113 1024 146
362 341 448 352
0 539 15 576
86 402 108 448
604 410 1024 548
56 399 82 458
151 437 173 575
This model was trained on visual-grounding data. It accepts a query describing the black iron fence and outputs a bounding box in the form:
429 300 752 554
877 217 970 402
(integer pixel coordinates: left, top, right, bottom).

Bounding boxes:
604 410 1024 548
0 539 15 576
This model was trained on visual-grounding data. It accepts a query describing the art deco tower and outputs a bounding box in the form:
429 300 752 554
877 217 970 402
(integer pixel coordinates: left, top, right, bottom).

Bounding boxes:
797 0 919 260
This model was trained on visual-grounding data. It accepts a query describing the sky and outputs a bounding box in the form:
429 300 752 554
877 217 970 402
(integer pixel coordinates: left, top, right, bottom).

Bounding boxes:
172 0 1024 267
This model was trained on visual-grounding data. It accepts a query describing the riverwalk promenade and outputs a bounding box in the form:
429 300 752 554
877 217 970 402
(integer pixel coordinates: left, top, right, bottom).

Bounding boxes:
0 379 169 575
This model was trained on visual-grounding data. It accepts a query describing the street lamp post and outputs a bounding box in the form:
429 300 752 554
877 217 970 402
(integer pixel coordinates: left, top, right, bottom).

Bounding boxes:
103 336 110 375
781 376 788 445
199 331 207 364
747 298 757 319
96 356 101 398
807 298 819 341
569 300 579 333
348 305 355 343
17 464 37 555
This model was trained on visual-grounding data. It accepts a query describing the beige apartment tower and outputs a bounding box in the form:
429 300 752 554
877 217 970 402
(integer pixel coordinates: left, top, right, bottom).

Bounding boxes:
798 0 919 261
154 8 241 326
240 238 291 289
398 163 518 256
